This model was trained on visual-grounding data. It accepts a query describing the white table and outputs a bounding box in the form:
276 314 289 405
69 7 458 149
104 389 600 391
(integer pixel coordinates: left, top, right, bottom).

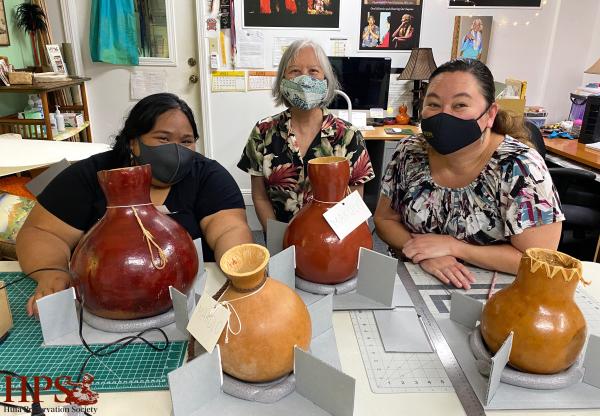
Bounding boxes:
0 138 110 177
1 261 599 416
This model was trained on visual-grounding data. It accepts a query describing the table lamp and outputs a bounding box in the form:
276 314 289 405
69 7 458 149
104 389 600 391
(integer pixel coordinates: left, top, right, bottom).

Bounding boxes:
397 48 437 122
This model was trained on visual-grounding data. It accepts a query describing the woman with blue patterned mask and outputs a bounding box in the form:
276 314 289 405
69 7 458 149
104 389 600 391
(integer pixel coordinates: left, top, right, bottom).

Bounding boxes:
238 40 375 231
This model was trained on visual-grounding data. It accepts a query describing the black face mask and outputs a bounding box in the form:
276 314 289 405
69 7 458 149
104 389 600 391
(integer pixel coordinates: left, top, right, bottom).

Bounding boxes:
134 140 195 185
421 108 489 155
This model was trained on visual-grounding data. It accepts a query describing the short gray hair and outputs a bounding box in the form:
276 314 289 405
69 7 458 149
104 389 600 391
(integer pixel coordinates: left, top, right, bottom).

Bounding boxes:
272 39 340 108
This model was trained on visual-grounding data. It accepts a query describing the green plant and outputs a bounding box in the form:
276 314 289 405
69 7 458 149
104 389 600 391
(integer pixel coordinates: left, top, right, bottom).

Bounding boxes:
14 2 47 67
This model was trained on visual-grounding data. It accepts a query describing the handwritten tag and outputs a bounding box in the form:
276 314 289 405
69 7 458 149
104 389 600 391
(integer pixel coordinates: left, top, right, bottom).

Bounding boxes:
323 191 372 241
186 294 230 354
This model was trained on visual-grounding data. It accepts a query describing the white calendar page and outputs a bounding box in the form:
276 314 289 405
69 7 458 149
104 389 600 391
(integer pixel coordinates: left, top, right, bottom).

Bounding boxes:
211 70 246 92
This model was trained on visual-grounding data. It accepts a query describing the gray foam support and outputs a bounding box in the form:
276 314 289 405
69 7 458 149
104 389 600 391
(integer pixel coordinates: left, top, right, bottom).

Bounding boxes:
295 276 357 295
469 325 584 390
222 373 296 403
82 308 175 333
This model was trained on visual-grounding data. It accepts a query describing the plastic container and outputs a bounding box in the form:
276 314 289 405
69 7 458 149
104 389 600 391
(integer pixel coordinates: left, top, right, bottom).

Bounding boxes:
571 119 582 138
569 93 587 121
49 113 57 135
55 106 65 132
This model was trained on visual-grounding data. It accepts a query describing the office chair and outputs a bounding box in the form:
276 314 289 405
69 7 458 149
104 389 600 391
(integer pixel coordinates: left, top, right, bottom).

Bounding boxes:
549 167 600 261
524 120 546 160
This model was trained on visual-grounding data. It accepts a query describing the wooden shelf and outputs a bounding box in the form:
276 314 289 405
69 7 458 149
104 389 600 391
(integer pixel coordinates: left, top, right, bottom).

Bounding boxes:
52 122 90 141
0 78 92 142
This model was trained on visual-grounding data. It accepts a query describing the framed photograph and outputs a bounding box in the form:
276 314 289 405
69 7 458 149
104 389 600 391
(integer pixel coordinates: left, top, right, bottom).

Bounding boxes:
359 2 422 51
0 58 9 86
449 0 541 7
46 44 68 75
243 0 340 29
0 0 10 46
364 0 420 4
451 16 493 63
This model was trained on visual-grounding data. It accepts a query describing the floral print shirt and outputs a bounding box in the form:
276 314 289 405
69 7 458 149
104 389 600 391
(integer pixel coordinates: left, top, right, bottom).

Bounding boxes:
381 135 564 244
238 109 375 223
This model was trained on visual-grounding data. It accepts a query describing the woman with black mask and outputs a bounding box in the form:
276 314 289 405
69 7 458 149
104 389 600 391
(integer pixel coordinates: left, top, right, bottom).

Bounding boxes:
17 93 253 316
374 59 563 288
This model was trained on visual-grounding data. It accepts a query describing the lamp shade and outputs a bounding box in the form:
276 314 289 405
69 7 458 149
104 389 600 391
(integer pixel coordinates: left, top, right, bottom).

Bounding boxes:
397 48 437 80
585 58 600 75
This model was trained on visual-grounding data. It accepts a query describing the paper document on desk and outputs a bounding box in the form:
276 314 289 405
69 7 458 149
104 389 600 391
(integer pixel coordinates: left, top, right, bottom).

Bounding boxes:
585 142 600 151
337 111 368 128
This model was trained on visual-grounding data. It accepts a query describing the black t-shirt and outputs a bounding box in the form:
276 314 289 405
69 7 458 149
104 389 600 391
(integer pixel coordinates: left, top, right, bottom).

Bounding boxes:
37 150 245 262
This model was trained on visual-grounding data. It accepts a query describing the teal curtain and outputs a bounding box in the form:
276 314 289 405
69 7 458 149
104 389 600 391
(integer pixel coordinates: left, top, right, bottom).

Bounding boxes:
89 0 139 65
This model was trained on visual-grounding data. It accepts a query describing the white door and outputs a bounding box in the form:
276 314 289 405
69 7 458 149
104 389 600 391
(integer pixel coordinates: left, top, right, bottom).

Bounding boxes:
54 0 203 151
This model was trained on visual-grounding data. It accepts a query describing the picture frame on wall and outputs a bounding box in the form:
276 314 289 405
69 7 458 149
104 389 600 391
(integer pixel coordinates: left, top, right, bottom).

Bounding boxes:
243 0 341 29
0 0 10 47
450 16 493 63
449 0 541 7
359 1 422 51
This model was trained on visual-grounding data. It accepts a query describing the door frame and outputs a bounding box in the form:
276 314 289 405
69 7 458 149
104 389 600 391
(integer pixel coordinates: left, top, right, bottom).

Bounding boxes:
59 0 84 76
194 0 214 158
60 0 213 157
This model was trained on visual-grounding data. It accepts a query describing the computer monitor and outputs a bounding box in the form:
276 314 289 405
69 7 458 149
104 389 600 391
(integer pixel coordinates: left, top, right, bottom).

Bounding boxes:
328 56 392 110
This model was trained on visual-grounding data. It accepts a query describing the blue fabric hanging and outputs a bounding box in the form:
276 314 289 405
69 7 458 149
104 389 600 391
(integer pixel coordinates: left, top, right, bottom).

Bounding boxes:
89 0 139 65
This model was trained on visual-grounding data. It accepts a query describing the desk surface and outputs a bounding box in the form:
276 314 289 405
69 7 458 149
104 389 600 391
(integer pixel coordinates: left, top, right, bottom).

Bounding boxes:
543 138 600 170
0 138 110 177
362 125 419 141
1 261 599 416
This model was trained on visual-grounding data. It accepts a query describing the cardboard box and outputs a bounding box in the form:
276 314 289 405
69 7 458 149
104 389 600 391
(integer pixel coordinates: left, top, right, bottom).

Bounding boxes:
8 72 33 85
497 98 526 115
63 112 85 128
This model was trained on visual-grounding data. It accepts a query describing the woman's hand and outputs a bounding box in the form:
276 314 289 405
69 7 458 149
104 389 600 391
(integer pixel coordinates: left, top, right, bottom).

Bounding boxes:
26 274 71 317
402 233 462 263
419 256 475 289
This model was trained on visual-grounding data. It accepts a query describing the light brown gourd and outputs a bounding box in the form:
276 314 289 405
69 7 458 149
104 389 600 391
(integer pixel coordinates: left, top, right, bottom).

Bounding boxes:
481 248 588 374
217 244 312 382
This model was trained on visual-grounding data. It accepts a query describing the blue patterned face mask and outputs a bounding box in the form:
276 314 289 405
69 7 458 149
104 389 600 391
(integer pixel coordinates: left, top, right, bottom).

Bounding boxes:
281 75 328 110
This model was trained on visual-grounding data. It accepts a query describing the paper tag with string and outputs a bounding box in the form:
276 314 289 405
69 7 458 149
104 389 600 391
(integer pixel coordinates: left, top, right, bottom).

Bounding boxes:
323 190 372 241
186 294 230 353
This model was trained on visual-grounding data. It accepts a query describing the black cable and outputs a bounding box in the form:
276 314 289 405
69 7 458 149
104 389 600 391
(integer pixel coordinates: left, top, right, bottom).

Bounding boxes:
2 266 172 416
0 267 76 291
0 274 29 291
74 298 170 383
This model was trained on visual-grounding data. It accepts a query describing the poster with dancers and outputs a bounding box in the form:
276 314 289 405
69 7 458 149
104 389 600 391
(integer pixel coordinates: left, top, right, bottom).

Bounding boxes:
449 0 541 7
359 1 422 50
244 0 340 28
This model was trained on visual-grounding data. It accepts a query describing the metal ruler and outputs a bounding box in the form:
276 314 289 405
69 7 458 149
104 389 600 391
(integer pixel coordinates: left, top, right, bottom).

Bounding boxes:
397 263 486 416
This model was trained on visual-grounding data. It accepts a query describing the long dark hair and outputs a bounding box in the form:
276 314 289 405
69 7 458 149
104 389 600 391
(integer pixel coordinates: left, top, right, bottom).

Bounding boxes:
428 59 531 145
111 93 199 165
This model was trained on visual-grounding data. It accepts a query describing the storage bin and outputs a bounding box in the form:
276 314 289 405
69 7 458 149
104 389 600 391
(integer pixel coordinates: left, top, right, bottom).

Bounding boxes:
569 94 587 121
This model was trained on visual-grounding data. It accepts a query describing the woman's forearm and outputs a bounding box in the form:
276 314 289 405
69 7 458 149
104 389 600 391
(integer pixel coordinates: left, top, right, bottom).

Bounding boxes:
16 226 73 282
374 217 412 254
212 224 254 263
453 242 522 275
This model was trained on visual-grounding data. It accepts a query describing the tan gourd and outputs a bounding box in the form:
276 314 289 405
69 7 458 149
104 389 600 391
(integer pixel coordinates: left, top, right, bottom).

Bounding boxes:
217 244 312 382
481 248 588 374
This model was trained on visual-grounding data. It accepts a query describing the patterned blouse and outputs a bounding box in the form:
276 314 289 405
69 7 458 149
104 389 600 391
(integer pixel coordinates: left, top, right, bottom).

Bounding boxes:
238 109 375 223
380 135 564 244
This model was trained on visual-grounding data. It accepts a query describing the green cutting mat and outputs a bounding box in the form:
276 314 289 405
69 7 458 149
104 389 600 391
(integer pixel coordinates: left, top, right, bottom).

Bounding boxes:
0 272 187 394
